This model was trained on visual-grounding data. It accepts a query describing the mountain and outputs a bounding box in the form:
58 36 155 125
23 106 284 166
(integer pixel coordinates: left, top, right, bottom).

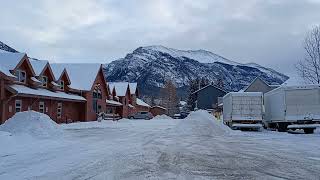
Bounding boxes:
0 41 18 53
103 45 289 98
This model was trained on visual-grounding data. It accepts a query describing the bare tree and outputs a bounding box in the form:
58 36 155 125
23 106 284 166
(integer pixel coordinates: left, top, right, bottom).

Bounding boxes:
296 25 320 84
160 80 178 116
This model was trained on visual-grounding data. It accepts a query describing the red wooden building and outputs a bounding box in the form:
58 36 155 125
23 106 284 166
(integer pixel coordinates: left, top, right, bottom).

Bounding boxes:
0 52 116 124
0 51 149 124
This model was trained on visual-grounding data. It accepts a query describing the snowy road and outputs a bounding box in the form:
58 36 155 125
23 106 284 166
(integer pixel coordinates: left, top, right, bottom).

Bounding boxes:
1 111 320 179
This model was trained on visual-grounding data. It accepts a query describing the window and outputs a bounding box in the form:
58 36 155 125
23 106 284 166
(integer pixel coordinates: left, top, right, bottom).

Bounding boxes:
59 80 64 90
97 89 102 99
57 103 62 118
93 85 102 99
41 76 48 87
15 100 22 112
39 101 44 113
15 70 26 83
106 108 112 114
93 99 98 113
93 89 98 99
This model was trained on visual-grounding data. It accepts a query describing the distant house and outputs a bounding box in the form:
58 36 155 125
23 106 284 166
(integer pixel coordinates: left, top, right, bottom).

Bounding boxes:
243 77 279 94
108 82 131 118
150 106 167 116
108 82 150 118
192 84 227 110
136 98 150 112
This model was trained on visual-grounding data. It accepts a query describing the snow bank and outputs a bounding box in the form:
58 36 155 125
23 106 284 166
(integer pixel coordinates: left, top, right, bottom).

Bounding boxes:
153 114 173 120
0 111 63 138
0 131 12 138
172 110 228 136
172 110 238 137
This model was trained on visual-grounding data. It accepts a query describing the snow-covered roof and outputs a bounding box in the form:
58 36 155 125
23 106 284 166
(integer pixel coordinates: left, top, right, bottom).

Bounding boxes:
50 64 66 80
29 59 49 76
106 99 122 106
51 63 102 91
136 98 150 107
9 84 86 101
108 83 115 93
108 82 129 96
129 83 137 95
226 92 263 97
192 84 227 94
0 52 26 77
151 105 166 110
179 101 187 106
276 84 320 91
30 77 41 83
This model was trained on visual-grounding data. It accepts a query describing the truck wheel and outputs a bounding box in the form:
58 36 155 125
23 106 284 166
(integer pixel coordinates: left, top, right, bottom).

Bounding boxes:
304 128 314 134
277 123 288 132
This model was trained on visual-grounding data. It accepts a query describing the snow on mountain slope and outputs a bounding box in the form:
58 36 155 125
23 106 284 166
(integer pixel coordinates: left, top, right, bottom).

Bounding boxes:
104 46 289 97
143 45 240 65
0 41 18 53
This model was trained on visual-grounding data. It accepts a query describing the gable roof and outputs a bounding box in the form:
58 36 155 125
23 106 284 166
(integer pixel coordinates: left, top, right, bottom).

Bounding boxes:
0 52 32 77
50 65 71 84
129 83 137 95
108 82 130 96
136 98 150 107
51 63 102 91
243 76 270 92
50 64 65 79
29 59 49 76
108 83 115 93
192 84 227 94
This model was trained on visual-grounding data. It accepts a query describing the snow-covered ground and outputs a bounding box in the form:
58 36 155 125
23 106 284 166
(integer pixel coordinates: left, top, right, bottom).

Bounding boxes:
0 110 320 179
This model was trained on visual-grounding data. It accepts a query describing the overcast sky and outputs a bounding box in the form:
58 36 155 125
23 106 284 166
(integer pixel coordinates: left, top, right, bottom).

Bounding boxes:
1 0 320 78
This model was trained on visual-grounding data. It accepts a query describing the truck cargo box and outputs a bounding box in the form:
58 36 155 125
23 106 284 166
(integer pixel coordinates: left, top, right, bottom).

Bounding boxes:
264 85 320 133
264 85 320 122
223 92 263 130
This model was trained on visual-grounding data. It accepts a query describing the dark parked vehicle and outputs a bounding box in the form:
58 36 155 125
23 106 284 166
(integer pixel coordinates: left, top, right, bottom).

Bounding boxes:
129 111 153 120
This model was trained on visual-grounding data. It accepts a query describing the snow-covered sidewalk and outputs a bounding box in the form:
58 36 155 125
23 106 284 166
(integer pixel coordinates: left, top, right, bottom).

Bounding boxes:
0 110 319 179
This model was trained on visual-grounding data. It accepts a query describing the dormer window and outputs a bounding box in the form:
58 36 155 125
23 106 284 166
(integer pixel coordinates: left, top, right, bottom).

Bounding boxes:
15 70 26 83
93 85 102 99
97 89 102 99
59 80 64 90
41 76 48 87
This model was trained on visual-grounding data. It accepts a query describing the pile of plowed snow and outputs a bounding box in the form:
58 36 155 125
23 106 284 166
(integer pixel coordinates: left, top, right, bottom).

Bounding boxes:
174 110 232 136
0 111 62 138
153 114 173 120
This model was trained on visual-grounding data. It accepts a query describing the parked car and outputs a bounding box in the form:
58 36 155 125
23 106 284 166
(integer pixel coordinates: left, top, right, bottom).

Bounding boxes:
129 111 153 120
174 112 189 119
174 114 181 119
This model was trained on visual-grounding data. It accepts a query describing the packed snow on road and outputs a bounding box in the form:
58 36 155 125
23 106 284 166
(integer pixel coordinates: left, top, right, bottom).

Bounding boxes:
0 111 320 179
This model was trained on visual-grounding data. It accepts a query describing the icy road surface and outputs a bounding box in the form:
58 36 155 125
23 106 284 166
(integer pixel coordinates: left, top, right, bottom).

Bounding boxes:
1 111 320 180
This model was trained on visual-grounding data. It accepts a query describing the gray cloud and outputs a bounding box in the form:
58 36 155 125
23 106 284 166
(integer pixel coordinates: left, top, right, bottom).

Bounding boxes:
1 0 320 77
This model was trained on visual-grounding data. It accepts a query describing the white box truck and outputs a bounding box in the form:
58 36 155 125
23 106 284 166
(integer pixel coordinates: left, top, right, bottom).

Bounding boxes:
223 92 263 130
264 85 320 134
